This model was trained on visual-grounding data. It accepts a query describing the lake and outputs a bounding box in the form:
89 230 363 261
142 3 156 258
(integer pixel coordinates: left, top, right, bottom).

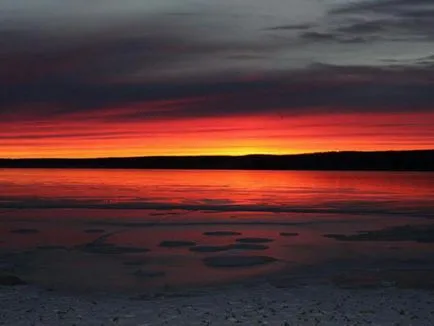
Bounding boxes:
1 169 433 293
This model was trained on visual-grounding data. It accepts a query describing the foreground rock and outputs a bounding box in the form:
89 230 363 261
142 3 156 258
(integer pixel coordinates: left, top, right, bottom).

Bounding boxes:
10 228 39 234
280 232 299 237
334 269 434 290
159 241 196 248
203 255 277 268
190 245 230 253
229 243 269 250
236 237 274 244
78 243 149 255
134 270 165 278
123 259 148 266
324 224 434 243
0 273 26 286
190 243 269 253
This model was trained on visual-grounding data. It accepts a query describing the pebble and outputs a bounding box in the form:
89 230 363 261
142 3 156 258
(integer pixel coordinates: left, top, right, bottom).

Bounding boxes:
1 283 434 325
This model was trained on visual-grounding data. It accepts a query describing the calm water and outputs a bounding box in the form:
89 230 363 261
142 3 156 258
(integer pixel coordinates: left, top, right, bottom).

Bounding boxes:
1 169 434 215
0 169 433 293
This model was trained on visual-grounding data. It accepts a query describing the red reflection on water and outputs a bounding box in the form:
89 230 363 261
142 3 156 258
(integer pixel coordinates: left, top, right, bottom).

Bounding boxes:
1 169 433 210
1 169 433 293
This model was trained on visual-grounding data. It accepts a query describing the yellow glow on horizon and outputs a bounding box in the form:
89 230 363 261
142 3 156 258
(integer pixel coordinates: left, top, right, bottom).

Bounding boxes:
1 111 433 159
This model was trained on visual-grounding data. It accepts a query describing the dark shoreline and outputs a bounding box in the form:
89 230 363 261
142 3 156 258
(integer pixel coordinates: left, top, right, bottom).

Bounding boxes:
1 150 433 171
1 282 433 325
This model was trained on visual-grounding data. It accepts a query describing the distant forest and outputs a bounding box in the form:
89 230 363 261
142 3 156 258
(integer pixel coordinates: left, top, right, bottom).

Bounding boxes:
0 150 433 171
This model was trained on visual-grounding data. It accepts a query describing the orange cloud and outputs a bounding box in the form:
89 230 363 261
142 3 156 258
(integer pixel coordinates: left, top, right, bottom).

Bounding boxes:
1 107 433 158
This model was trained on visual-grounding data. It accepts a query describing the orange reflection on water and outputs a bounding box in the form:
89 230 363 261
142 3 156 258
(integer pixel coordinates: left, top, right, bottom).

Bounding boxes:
1 169 433 214
1 169 434 293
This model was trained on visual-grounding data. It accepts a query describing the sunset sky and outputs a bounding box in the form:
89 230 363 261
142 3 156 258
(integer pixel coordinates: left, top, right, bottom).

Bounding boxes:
1 0 433 158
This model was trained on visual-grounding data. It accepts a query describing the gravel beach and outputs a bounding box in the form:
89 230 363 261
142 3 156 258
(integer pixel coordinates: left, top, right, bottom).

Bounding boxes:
1 282 434 325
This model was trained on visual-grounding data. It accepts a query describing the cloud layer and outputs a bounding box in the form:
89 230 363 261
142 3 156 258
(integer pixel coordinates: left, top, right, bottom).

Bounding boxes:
0 0 433 157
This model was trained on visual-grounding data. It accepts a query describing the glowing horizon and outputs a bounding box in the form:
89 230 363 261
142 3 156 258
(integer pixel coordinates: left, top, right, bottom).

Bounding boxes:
1 0 433 158
2 111 433 159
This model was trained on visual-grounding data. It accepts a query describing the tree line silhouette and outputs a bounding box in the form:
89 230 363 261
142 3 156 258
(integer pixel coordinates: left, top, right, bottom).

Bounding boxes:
0 150 432 171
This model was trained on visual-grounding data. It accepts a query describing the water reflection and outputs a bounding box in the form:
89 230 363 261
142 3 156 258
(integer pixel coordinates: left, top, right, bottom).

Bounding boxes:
0 169 433 293
1 169 433 215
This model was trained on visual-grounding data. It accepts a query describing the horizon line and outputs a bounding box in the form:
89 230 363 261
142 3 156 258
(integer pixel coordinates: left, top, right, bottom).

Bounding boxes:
1 149 433 160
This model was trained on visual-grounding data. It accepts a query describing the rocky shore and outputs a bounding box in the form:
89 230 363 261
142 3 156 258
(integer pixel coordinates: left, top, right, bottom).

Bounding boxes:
1 281 434 326
2 220 434 325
